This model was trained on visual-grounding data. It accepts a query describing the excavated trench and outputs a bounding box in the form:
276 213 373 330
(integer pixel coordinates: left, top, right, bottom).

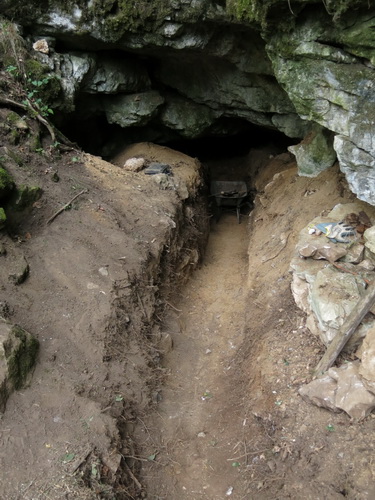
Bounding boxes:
68 119 294 224
134 209 250 498
4 97 371 498
100 131 297 497
52 114 301 498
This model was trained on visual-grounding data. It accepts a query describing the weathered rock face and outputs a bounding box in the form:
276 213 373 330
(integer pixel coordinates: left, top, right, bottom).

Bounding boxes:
29 20 305 147
266 7 375 204
2 1 375 203
288 124 336 177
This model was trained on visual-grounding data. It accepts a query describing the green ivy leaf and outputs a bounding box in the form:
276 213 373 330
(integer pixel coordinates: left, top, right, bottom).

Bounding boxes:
62 453 75 464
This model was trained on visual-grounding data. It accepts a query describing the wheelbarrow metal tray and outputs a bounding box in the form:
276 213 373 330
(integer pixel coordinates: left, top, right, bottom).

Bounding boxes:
210 181 248 205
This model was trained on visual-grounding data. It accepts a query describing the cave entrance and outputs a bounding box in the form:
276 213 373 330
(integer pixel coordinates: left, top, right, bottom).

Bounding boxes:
161 124 295 225
60 113 297 224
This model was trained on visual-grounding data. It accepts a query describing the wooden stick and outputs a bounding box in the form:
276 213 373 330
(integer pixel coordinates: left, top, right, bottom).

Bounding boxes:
0 95 77 147
314 282 375 375
165 301 182 312
46 189 87 225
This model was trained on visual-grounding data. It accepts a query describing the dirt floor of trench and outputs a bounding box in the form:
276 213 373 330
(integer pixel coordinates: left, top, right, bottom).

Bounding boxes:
1 120 375 500
134 213 249 499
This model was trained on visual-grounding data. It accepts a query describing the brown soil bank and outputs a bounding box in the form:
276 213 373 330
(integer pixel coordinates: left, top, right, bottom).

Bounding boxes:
0 140 209 499
1 133 374 500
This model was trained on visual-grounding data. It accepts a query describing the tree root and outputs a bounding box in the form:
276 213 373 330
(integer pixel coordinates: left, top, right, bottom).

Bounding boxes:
0 95 77 148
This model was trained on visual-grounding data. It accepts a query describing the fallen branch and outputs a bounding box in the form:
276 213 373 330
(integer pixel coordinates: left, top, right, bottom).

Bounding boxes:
69 446 92 474
124 455 149 463
314 281 375 375
46 189 88 225
136 291 148 319
0 95 77 148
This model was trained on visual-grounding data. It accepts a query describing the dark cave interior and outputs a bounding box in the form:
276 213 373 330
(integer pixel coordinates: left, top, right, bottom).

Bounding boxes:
58 112 296 164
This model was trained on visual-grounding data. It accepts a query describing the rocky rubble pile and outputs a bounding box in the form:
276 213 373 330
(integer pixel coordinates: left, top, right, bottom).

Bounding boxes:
291 202 375 419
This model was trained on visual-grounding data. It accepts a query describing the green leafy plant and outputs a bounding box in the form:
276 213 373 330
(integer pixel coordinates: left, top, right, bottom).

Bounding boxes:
5 65 18 76
22 74 55 117
61 452 75 464
1 20 57 121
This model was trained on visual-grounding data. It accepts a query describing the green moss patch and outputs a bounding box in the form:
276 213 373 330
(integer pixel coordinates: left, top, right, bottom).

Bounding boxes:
0 167 15 200
12 185 43 211
4 325 39 389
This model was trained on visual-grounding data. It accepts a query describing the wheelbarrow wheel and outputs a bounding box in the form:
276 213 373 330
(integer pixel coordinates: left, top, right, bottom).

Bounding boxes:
237 206 241 224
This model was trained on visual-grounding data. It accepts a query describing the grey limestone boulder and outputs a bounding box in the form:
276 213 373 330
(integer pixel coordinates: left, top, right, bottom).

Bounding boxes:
290 203 375 347
103 91 165 127
288 125 337 177
267 12 375 204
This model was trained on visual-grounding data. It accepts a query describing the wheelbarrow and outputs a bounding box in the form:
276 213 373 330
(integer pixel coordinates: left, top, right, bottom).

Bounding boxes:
210 180 249 224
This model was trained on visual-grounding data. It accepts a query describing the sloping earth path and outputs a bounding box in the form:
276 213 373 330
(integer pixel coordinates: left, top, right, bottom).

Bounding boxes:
137 212 250 499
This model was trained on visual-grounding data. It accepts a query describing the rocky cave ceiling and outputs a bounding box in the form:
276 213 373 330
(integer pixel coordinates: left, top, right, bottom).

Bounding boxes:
1 1 375 204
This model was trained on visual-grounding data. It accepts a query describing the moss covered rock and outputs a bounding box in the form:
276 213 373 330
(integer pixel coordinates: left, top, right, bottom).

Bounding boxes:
265 9 375 203
0 167 14 200
24 58 61 106
11 185 43 211
0 317 39 413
